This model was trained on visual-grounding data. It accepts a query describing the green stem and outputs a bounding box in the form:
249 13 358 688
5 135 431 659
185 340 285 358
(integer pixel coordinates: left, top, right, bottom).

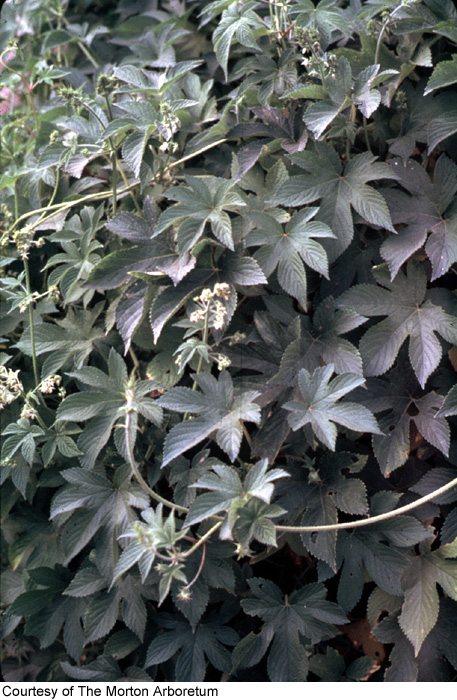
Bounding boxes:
76 40 99 69
110 149 117 217
242 422 252 448
363 115 371 151
123 419 457 537
6 181 139 237
114 153 142 215
82 101 141 215
23 258 39 387
124 411 189 513
183 521 222 559
112 524 119 568
103 95 117 216
164 139 227 175
276 477 457 533
0 48 39 135
374 16 390 65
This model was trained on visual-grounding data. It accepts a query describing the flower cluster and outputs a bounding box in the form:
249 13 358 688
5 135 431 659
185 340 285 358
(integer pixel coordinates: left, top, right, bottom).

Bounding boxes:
39 374 61 394
12 225 34 258
20 402 37 420
216 354 231 371
190 282 231 330
157 101 181 143
0 366 23 410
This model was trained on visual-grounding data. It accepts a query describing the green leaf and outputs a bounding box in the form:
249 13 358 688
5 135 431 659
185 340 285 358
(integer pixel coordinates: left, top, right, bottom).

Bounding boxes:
246 209 335 307
436 385 457 417
336 530 410 612
289 0 351 47
145 613 237 681
212 3 265 80
336 261 457 388
270 144 396 260
304 100 342 140
277 454 369 572
427 110 457 153
381 156 457 280
184 459 287 537
283 364 381 450
84 590 121 644
56 349 162 468
424 55 457 95
273 298 365 381
399 542 457 655
156 176 245 254
104 629 141 660
157 371 261 465
234 579 347 681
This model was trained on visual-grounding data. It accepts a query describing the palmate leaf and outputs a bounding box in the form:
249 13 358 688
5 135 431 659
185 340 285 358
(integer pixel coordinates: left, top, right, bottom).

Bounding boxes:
50 465 149 569
289 0 351 48
336 261 457 388
148 253 266 343
16 304 108 378
2 419 45 468
398 540 457 656
212 2 265 80
436 385 457 417
184 459 288 542
303 59 389 139
246 208 335 307
373 598 457 682
424 54 457 95
86 199 196 291
381 156 457 280
270 143 396 260
56 350 162 468
86 229 196 290
283 364 381 451
145 611 238 681
350 368 452 474
335 529 413 614
309 647 379 682
233 579 347 681
155 175 245 254
10 565 85 663
272 297 365 381
276 454 368 571
157 370 261 466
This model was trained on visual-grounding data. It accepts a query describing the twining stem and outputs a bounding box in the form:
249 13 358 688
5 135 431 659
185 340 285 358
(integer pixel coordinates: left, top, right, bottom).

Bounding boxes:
23 258 40 387
82 101 142 215
0 47 39 135
5 181 139 238
112 524 119 568
185 544 206 589
183 521 222 559
242 423 252 448
276 477 457 533
5 139 228 238
76 40 99 69
114 152 142 215
124 410 189 514
374 15 391 65
194 302 210 380
104 95 117 216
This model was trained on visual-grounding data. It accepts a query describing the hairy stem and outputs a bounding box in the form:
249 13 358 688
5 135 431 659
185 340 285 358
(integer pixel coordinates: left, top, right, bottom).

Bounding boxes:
183 521 222 558
23 258 40 387
374 16 390 65
276 477 457 533
125 411 189 513
0 48 39 135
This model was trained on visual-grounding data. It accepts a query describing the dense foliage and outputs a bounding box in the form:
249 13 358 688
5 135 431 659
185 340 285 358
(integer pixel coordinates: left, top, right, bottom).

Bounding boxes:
1 0 457 683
